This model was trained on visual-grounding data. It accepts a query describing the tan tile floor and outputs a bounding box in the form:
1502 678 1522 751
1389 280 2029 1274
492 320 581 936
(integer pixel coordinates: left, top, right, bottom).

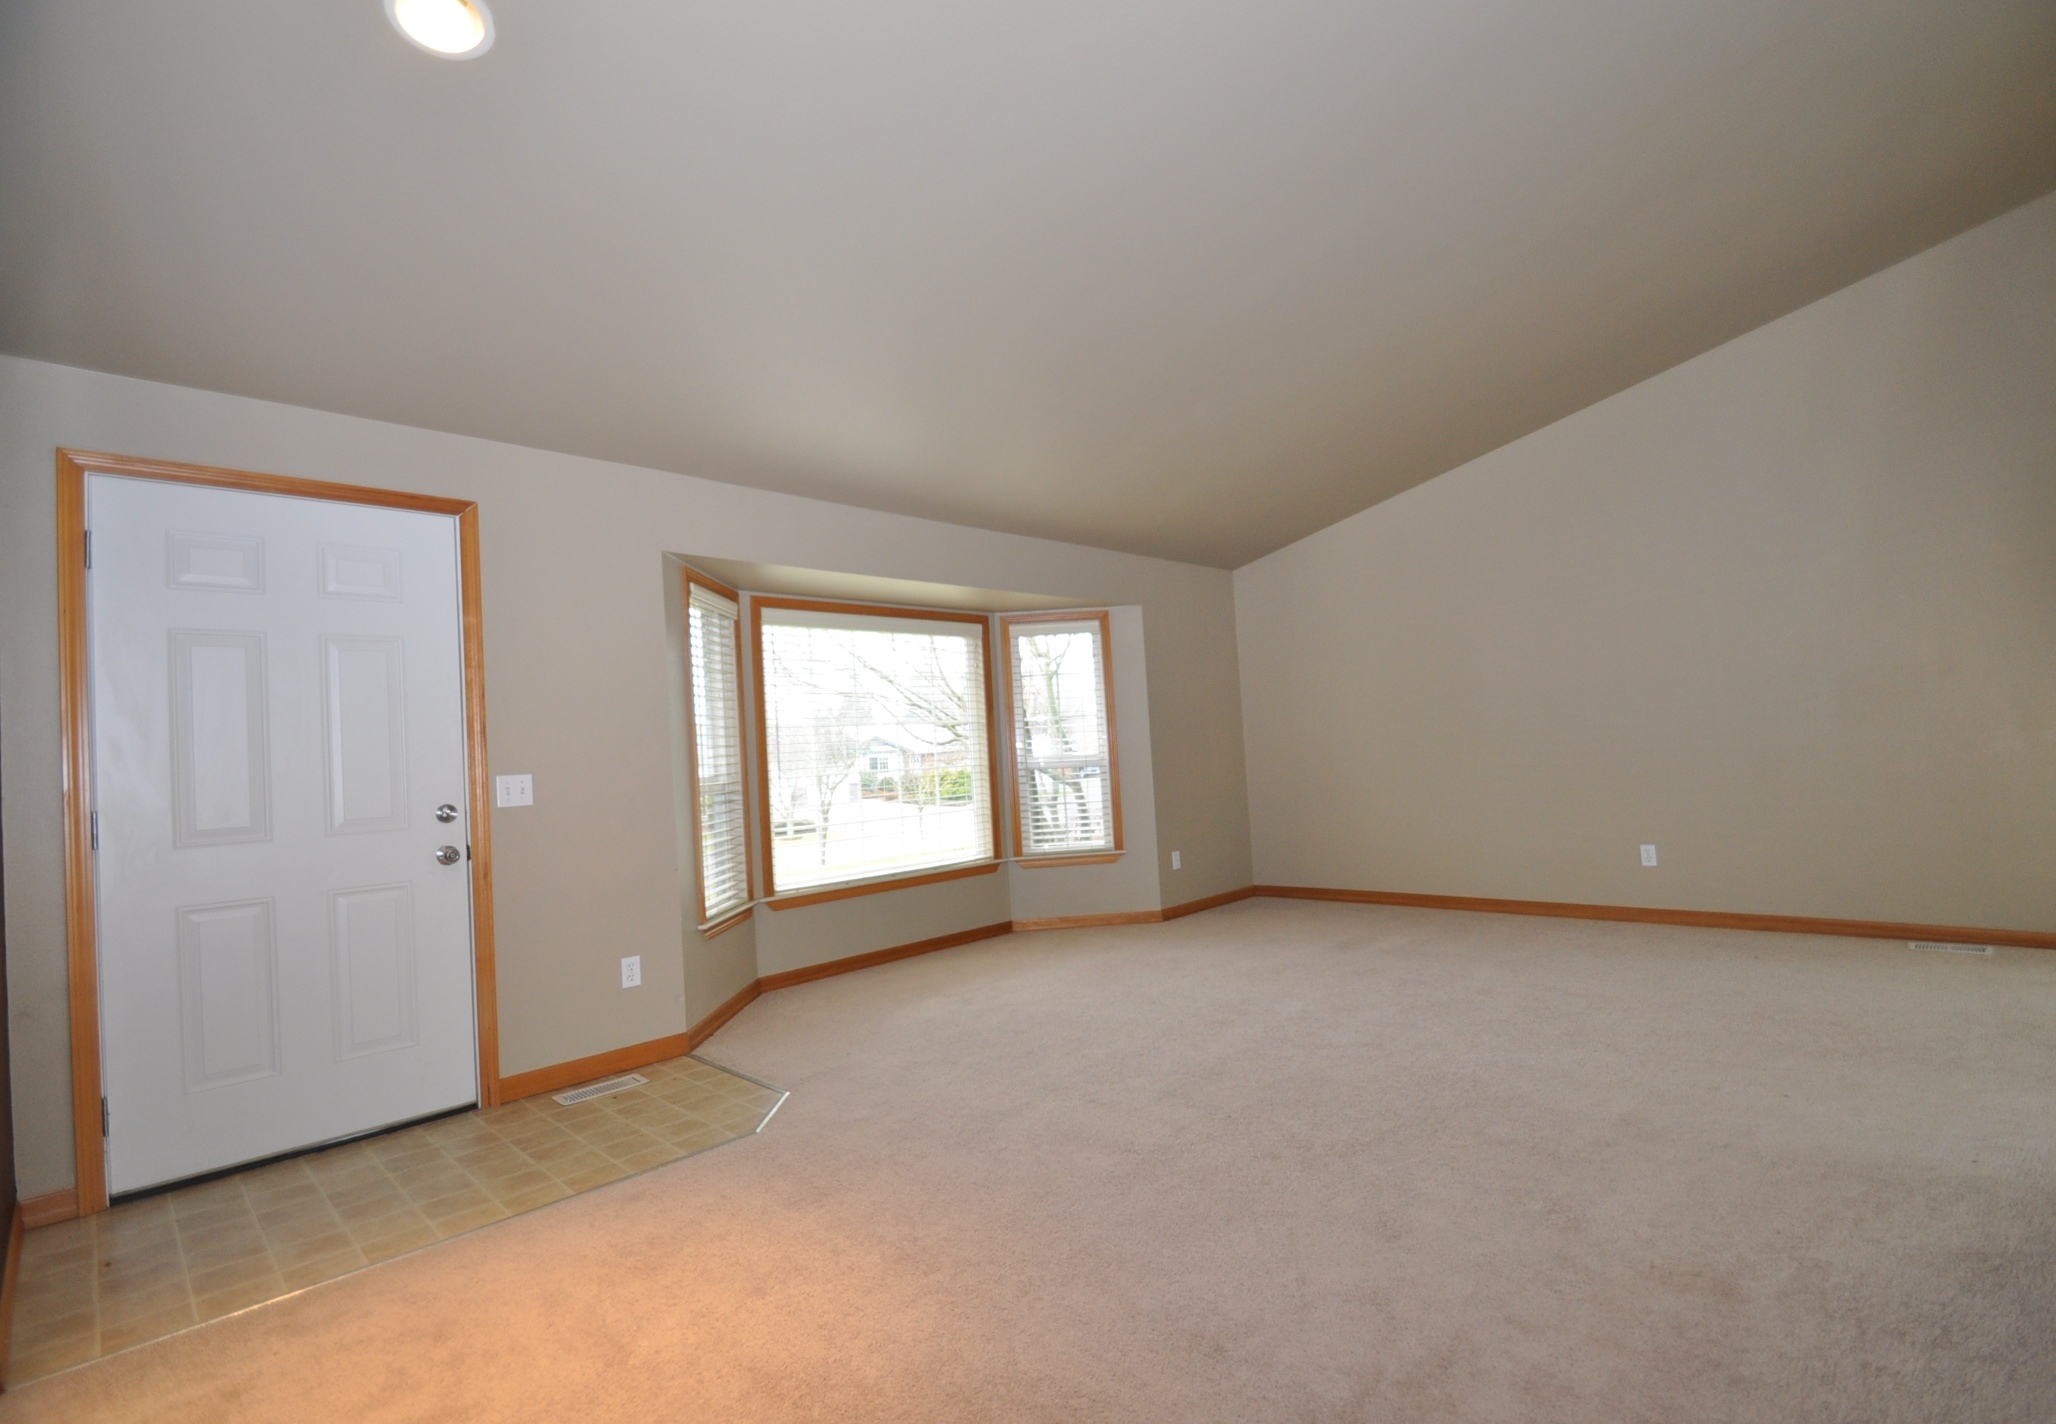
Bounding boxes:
8 1054 785 1385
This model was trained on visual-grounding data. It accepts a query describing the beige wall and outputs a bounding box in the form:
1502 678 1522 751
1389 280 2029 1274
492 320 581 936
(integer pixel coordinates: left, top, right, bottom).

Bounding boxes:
0 359 1251 1197
1237 191 2056 934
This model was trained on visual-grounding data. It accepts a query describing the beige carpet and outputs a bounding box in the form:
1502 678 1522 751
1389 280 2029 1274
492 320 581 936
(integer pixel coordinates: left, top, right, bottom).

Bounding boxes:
7 900 2053 1422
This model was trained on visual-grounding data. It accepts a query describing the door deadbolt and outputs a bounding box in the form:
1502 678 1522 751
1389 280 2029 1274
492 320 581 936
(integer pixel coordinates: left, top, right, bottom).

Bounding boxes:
435 845 462 866
435 803 459 823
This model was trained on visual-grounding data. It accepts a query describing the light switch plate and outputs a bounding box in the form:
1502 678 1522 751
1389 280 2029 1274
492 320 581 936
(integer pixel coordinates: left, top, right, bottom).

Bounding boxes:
1171 851 1182 870
496 773 533 808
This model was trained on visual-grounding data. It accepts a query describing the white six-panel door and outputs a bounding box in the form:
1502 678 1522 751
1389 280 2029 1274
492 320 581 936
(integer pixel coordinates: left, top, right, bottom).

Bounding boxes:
88 474 478 1195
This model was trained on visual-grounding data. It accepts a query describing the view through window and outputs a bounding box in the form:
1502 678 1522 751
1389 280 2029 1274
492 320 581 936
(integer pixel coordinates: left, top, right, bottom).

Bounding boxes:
757 604 995 893
1006 614 1118 856
685 577 750 924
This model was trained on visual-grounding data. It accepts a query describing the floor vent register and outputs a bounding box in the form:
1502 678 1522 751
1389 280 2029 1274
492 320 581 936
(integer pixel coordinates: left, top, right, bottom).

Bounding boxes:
554 1073 651 1105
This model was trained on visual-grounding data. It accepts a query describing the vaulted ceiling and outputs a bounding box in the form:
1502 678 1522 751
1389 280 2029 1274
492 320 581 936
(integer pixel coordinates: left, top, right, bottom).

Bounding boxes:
3 2 2052 566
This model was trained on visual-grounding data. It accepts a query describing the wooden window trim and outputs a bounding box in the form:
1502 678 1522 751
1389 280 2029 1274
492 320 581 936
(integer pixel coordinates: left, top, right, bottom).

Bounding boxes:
767 859 1001 910
681 565 754 932
999 609 1124 862
749 595 1005 903
699 905 754 939
55 449 502 1216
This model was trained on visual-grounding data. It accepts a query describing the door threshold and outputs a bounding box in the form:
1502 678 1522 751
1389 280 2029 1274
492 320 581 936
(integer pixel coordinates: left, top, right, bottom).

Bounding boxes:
109 1102 479 1207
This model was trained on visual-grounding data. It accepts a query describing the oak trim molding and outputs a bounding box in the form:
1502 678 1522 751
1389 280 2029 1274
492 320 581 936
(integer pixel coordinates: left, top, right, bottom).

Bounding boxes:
55 461 100 1213
499 923 1017 1104
758 922 1014 992
766 859 999 910
19 1189 78 1230
1248 885 2056 949
1012 911 1162 932
1162 886 1258 920
1017 852 1123 870
0 1202 22 1390
685 980 764 1051
497 1031 695 1103
55 449 503 1214
496 882 2050 1111
54 450 477 515
457 504 503 1107
496 977 773 1103
999 609 1124 864
699 907 753 939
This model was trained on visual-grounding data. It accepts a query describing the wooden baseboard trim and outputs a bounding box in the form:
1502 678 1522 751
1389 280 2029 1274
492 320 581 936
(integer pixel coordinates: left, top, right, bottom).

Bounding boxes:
1012 887 1262 932
760 922 1014 993
19 1189 77 1230
1012 911 1162 932
1161 886 1257 921
499 985 758 1107
0 1203 23 1391
498 1032 695 1103
1249 886 2056 950
499 926 1012 1104
684 980 761 1055
513 898 1258 1106
765 860 1000 910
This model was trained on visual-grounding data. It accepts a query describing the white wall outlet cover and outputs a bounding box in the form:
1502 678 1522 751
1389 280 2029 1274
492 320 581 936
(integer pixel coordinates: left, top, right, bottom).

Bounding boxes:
620 955 641 989
496 773 533 808
1640 844 1659 866
1171 851 1182 870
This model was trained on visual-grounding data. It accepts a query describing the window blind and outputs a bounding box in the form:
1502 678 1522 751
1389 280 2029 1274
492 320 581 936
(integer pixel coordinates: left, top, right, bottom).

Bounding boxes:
758 606 994 893
1008 619 1115 855
687 583 750 922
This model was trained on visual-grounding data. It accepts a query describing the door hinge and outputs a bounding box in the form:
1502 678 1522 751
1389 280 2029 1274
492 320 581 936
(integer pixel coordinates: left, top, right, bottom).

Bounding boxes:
83 529 92 568
102 1096 110 1138
90 811 99 851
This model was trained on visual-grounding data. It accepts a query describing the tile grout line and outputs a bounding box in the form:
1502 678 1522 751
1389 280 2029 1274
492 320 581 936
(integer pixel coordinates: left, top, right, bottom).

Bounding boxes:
256 1161 352 1283
430 1131 508 1235
164 1182 213 1332
363 1138 439 1249
506 1112 609 1195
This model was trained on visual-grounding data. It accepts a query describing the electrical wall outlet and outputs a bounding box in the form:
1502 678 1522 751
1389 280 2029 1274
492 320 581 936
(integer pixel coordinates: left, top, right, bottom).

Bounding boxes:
496 773 534 808
620 955 642 989
1640 844 1659 867
1171 851 1182 870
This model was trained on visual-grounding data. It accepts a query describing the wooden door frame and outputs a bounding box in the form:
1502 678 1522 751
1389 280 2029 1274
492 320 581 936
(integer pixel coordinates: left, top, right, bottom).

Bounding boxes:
56 449 503 1216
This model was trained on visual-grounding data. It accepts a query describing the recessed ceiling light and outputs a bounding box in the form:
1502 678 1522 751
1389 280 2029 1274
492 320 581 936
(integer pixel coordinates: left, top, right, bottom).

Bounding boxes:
385 0 495 60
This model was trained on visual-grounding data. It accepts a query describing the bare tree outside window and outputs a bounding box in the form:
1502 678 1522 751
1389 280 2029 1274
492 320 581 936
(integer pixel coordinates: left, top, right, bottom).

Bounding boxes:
760 616 993 892
1009 620 1115 856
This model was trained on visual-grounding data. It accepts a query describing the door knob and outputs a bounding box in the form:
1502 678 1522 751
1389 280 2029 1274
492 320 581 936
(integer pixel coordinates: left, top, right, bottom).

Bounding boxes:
435 845 462 865
435 803 459 823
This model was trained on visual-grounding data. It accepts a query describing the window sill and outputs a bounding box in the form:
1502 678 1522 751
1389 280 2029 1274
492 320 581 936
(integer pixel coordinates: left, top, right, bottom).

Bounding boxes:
698 906 753 939
1017 851 1123 869
767 859 1000 910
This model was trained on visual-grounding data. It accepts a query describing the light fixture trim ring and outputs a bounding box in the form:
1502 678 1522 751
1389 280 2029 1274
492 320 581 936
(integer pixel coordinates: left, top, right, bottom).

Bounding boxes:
384 0 496 61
